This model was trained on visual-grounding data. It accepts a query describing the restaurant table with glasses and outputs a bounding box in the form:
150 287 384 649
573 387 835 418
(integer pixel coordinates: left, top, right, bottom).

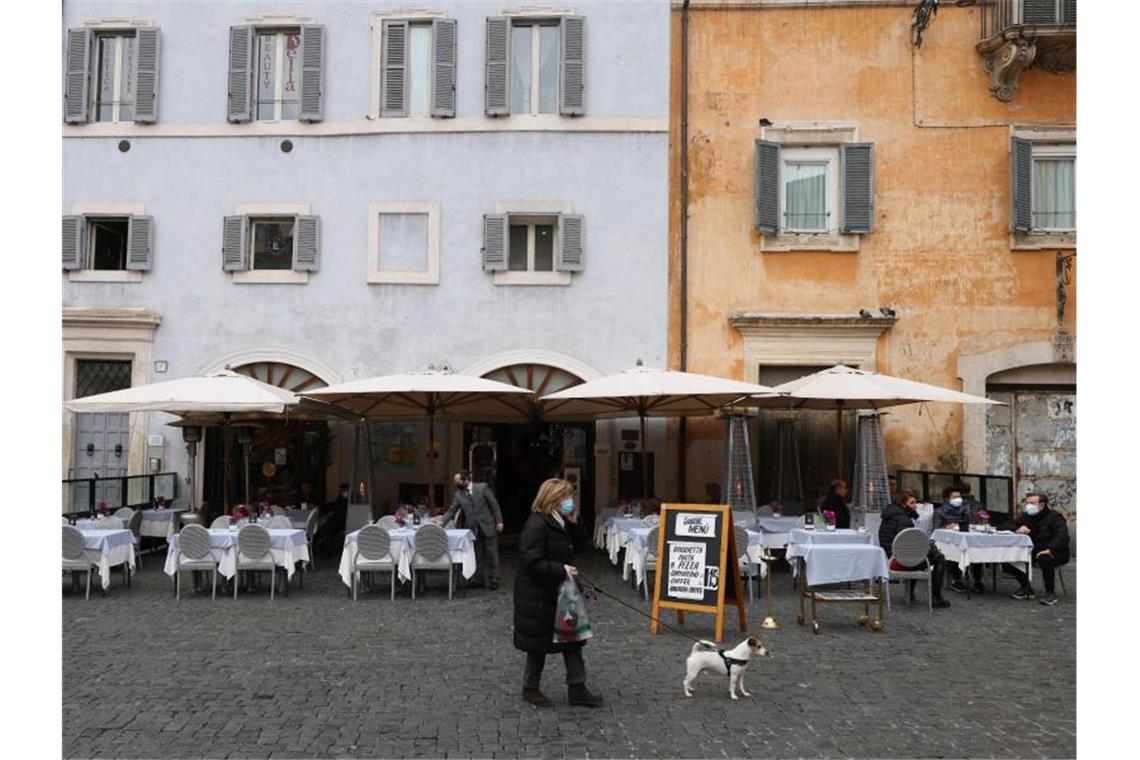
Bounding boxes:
163 526 310 581
932 527 1034 594
76 517 126 530
752 516 803 549
623 526 767 590
605 516 652 564
78 528 137 590
338 525 477 587
138 508 186 540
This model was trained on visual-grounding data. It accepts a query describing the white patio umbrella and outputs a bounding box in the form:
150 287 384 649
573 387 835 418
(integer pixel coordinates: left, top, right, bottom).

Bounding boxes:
300 369 535 508
540 361 778 501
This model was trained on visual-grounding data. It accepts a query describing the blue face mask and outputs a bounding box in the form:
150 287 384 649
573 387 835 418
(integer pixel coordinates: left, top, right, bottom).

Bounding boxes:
559 498 575 515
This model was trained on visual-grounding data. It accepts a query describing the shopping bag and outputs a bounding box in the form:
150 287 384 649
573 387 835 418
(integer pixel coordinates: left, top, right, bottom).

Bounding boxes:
553 578 594 643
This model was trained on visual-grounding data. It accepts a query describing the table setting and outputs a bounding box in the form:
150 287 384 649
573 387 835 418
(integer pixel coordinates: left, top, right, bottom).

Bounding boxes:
338 526 477 588
163 527 310 581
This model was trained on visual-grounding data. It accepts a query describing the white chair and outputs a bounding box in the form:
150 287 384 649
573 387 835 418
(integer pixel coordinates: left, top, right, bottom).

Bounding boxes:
96 516 121 530
640 514 660 528
62 525 95 601
267 515 292 529
353 525 397 601
410 524 453 600
887 527 933 613
302 509 319 570
210 515 232 530
62 516 70 525
641 525 661 601
114 507 135 522
735 526 757 601
174 525 219 601
234 524 277 601
376 515 400 531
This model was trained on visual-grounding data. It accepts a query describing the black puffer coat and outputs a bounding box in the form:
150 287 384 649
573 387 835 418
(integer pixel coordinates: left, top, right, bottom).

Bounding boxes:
513 513 587 653
878 503 918 553
1006 507 1070 563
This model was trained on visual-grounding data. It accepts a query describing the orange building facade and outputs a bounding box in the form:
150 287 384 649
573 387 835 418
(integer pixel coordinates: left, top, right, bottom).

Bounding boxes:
668 1 1076 515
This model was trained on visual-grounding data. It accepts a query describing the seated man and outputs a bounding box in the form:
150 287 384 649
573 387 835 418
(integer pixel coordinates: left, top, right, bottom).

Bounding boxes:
934 485 986 594
1002 493 1070 606
879 491 951 608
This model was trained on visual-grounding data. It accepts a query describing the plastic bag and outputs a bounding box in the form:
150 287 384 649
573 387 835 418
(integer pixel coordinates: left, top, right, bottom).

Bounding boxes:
553 578 594 644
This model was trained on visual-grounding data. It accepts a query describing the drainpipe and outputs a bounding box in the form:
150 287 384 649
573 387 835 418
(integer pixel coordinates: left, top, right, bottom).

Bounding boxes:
678 0 691 501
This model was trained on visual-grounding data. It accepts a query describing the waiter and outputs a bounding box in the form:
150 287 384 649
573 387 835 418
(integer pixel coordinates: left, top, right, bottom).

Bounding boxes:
435 470 504 590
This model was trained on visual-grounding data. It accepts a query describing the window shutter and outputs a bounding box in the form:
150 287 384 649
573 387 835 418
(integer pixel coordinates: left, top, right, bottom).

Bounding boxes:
65 28 92 124
840 143 875 234
132 28 160 123
431 18 457 118
556 214 584 272
62 215 86 270
481 214 508 271
293 215 320 272
559 16 585 116
754 140 780 234
1023 0 1058 24
222 215 249 271
1011 137 1033 232
381 20 408 118
1062 0 1076 24
227 26 254 123
485 17 510 116
298 25 325 122
126 215 154 271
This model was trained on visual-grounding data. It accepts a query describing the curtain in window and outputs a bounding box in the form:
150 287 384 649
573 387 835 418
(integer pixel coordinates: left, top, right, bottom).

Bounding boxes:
1033 158 1075 230
785 164 827 231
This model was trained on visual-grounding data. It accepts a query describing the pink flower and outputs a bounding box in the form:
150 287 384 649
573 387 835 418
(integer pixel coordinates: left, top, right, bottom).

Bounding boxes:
978 510 990 521
821 510 837 525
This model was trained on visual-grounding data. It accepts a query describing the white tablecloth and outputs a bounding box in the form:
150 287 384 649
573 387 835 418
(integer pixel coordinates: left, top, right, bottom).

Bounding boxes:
754 516 802 549
76 517 126 531
277 508 316 531
932 528 1033 579
623 527 767 588
338 527 476 586
786 529 874 559
139 509 186 540
78 529 137 590
163 528 310 580
605 517 649 563
799 544 889 587
594 508 618 549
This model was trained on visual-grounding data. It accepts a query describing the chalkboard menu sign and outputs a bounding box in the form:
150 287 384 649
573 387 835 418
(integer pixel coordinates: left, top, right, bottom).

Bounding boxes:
650 504 748 642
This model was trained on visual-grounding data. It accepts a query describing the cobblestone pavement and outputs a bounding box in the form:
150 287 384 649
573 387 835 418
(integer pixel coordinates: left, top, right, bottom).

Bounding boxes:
63 543 1075 759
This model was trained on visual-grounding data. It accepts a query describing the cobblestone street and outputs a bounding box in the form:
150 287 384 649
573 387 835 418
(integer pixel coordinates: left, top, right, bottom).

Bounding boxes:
63 544 1076 759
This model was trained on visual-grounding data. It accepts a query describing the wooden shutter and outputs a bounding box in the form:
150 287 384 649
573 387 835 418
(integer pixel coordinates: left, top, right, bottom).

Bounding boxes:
293 215 320 271
485 18 510 116
431 19 457 118
381 20 408 118
298 25 325 122
226 26 254 123
840 143 875 234
556 214 584 272
222 215 249 271
559 16 585 116
754 140 780 234
62 215 86 270
132 28 160 123
1011 137 1033 232
65 29 92 124
126 215 154 271
482 214 508 271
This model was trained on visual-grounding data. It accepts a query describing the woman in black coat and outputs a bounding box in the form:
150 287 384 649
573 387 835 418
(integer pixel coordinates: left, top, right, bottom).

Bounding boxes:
820 479 852 530
513 477 603 708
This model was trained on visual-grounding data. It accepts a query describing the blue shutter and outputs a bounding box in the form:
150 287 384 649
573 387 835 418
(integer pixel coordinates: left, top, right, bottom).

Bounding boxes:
226 26 253 123
132 28 160 123
1011 137 1033 232
840 143 875 234
559 16 585 116
65 29 92 124
485 18 510 116
298 25 325 122
754 140 780 234
381 20 408 118
431 19 457 118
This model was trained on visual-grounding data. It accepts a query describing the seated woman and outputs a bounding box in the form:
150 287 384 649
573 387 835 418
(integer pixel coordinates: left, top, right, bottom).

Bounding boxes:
879 490 951 609
819 479 852 530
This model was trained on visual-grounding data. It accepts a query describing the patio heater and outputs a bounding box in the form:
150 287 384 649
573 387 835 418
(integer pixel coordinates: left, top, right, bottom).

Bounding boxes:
237 426 254 506
721 413 757 515
181 425 202 513
852 412 891 527
346 420 376 531
772 418 805 515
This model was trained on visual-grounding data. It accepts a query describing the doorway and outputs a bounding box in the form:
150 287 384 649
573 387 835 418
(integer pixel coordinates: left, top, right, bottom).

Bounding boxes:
72 359 132 509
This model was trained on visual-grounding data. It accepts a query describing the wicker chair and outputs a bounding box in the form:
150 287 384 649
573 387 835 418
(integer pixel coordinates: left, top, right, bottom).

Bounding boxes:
642 525 660 601
62 525 95 601
234 524 277 600
887 528 933 613
174 525 219 601
352 525 397 601
210 515 232 530
410 524 453 600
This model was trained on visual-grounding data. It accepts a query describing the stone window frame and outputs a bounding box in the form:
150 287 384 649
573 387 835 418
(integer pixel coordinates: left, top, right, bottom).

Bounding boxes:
1010 124 1076 251
231 202 312 284
367 201 441 285
492 200 573 286
67 203 147 283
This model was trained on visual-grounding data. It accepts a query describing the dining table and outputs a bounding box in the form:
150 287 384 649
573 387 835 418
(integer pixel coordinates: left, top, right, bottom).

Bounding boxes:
76 528 137 590
338 525 477 587
932 527 1034 595
622 526 767 590
163 527 310 581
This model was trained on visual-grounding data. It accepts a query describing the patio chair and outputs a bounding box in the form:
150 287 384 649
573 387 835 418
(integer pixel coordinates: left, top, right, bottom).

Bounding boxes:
410 523 453 600
353 525 397 601
234 524 277 601
376 515 400 531
96 516 121 530
210 515 232 530
735 526 757 602
267 515 292 529
642 525 660 601
887 527 933 613
62 525 95 601
640 514 660 528
302 509 319 570
174 524 219 601
126 509 144 571
62 516 70 525
114 507 135 522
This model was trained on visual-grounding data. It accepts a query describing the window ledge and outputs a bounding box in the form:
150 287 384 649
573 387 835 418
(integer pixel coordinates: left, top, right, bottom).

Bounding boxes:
492 271 572 286
67 270 144 283
232 270 310 285
761 232 860 253
1011 231 1076 251
368 270 439 285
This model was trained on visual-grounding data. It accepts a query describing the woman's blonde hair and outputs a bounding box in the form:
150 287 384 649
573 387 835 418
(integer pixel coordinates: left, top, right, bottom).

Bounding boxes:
532 478 573 514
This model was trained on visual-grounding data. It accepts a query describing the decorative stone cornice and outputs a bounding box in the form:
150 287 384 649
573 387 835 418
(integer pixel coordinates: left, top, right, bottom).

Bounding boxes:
62 307 162 332
977 21 1076 102
729 312 897 331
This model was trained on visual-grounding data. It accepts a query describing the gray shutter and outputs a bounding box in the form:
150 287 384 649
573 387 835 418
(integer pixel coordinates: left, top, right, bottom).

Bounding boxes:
1023 0 1058 24
62 215 86 270
293 215 320 272
1062 0 1076 24
559 16 585 116
132 28 160 123
431 19 457 118
1011 137 1033 232
840 143 875 234
485 17 510 116
227 26 254 123
481 214 508 271
298 25 325 122
65 28 92 124
126 215 154 271
556 214 584 272
381 20 408 118
754 140 780 234
222 215 249 271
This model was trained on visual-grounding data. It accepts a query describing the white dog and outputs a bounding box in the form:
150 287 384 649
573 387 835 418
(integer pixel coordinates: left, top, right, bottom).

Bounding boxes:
682 636 768 700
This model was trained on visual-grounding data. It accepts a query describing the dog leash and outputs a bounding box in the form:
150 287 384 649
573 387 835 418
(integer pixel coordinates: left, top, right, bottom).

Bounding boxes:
576 572 716 648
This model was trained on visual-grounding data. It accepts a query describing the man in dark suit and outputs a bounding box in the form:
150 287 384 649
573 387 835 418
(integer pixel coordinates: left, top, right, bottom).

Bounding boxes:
435 470 504 589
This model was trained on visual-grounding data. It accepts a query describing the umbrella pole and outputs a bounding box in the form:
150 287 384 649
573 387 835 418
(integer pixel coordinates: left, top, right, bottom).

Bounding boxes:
640 413 650 500
836 406 844 480
427 411 437 510
223 417 233 513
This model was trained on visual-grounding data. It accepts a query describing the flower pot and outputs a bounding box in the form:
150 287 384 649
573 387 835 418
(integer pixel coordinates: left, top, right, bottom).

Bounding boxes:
825 524 836 531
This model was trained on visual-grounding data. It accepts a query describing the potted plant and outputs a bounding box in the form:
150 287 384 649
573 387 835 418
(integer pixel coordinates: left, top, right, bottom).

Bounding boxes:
821 509 837 531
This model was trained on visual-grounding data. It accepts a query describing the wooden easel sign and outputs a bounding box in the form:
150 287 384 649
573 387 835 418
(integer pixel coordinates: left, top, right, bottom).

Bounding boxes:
650 503 748 642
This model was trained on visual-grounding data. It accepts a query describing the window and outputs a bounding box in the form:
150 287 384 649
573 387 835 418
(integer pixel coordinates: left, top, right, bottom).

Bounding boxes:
509 219 556 271
88 218 130 270
93 33 136 122
511 23 559 115
407 24 432 116
482 211 583 284
1031 146 1075 232
62 214 153 276
64 27 159 124
222 212 319 281
1010 132 1076 245
781 150 838 233
255 30 301 121
227 25 323 123
485 16 584 117
379 19 456 118
250 217 295 270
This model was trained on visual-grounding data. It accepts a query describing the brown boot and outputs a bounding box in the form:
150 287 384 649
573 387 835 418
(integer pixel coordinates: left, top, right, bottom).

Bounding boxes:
522 688 552 707
567 683 603 707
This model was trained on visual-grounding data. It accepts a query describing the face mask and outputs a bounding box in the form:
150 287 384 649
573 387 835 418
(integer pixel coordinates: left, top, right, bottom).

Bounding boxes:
559 498 575 515
1025 503 1040 516
949 497 963 508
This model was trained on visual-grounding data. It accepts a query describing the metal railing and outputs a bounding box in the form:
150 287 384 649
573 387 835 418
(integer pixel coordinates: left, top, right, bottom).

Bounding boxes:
896 469 1015 518
982 0 1077 40
62 472 179 517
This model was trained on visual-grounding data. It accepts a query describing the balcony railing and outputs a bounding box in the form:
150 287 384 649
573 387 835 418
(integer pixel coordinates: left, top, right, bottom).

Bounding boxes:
981 0 1077 41
976 0 1076 101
